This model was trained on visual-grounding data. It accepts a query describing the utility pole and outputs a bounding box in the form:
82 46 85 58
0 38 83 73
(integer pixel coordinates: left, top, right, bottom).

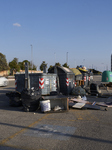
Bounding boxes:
66 52 68 64
30 45 33 73
54 52 56 65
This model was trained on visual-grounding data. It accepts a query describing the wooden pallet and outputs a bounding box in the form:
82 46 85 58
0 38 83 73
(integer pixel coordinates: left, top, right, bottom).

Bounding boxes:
76 80 84 86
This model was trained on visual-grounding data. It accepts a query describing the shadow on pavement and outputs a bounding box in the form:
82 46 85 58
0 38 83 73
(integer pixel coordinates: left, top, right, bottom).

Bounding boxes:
0 145 22 150
0 122 112 145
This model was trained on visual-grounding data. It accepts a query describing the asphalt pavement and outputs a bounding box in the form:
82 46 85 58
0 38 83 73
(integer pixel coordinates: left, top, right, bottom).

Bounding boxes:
0 79 112 150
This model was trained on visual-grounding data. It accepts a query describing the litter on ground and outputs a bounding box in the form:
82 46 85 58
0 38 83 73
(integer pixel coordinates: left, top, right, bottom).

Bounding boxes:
69 95 112 110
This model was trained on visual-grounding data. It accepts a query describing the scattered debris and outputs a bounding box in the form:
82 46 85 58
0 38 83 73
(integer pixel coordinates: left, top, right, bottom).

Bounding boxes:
69 96 102 110
69 97 89 104
53 105 64 111
83 104 100 110
82 95 87 101
6 89 112 112
70 102 85 109
96 102 112 107
69 94 112 110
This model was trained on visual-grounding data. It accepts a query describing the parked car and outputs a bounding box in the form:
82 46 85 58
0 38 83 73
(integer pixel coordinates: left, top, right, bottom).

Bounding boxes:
0 76 9 86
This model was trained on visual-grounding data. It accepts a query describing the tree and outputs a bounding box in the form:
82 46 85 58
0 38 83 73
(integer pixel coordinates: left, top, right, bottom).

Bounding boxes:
55 62 61 66
48 63 61 72
62 63 69 68
0 53 8 71
32 64 37 70
40 61 47 71
18 60 37 70
48 65 53 72
9 58 20 72
18 60 30 70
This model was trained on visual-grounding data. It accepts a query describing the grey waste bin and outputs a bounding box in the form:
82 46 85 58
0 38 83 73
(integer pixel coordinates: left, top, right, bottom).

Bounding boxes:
15 73 57 95
48 66 75 95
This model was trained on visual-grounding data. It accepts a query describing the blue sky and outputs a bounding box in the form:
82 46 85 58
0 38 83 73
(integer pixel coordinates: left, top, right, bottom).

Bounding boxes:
0 0 112 71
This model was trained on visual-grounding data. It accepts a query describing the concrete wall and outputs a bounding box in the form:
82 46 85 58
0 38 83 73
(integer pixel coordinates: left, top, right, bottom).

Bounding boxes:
0 70 43 76
0 70 9 76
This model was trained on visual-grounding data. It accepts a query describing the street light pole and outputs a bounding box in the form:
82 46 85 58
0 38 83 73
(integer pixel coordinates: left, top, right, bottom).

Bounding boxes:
66 52 68 64
30 45 33 73
54 52 56 65
83 59 85 66
74 59 76 68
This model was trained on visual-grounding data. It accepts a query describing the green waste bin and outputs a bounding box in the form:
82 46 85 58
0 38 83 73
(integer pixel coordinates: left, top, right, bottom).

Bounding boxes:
102 71 112 82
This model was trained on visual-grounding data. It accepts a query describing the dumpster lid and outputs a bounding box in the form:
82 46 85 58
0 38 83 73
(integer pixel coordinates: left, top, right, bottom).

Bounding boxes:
78 67 88 72
48 66 73 74
70 68 82 75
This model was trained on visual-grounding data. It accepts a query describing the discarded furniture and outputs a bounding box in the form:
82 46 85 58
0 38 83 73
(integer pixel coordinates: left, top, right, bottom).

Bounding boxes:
41 95 69 112
90 83 101 96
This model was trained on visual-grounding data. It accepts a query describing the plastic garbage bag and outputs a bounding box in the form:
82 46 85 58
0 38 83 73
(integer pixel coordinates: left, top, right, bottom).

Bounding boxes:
6 91 22 107
71 86 86 96
21 88 42 112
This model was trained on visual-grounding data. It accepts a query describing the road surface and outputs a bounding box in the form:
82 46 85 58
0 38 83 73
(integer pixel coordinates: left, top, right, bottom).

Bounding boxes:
0 79 112 150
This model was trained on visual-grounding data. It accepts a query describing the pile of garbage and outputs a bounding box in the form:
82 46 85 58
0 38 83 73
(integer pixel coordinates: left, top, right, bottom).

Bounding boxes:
21 88 43 112
6 86 112 113
69 95 112 110
6 91 22 107
6 88 43 112
71 86 86 96
6 88 66 113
